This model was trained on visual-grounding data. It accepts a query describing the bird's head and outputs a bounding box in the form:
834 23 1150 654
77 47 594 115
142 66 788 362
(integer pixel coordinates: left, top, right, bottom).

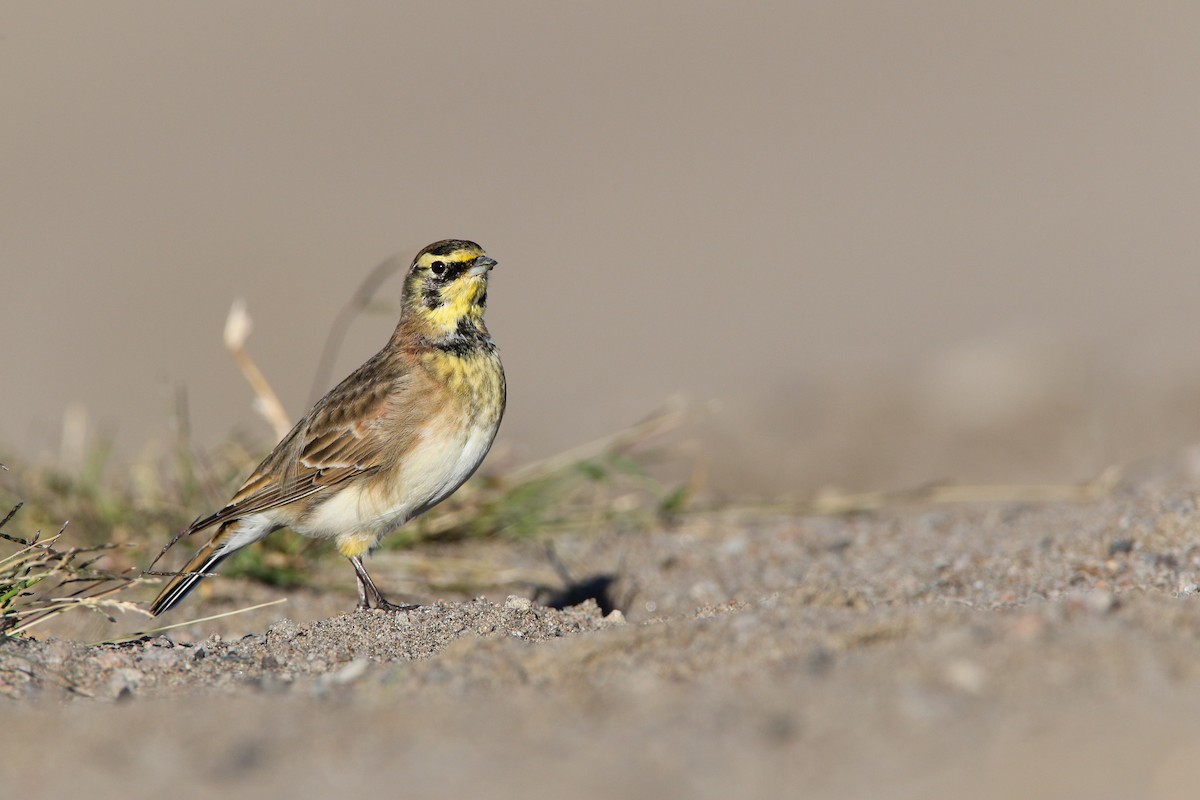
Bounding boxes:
402 239 496 337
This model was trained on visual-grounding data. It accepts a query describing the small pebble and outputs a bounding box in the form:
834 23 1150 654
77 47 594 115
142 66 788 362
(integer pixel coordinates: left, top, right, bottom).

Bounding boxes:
106 668 144 700
943 659 986 694
330 659 371 685
1084 589 1118 614
504 596 532 611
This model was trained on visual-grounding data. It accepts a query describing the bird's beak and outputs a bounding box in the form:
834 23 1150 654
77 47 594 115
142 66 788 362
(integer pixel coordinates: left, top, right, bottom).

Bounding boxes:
468 256 497 277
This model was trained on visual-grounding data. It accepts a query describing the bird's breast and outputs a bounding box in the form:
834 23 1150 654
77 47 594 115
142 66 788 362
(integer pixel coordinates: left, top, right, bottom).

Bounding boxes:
395 347 504 519
419 346 505 411
298 352 504 540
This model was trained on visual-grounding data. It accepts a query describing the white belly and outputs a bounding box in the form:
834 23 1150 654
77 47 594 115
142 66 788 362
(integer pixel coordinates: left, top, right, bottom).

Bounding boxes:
295 419 498 540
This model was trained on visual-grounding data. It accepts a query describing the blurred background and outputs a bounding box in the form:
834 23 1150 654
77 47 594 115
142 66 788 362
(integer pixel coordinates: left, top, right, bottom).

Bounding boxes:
4 2 1200 497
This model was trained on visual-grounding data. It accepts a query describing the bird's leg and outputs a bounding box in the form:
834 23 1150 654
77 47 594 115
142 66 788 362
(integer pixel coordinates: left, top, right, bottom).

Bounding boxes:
353 558 371 610
349 555 418 612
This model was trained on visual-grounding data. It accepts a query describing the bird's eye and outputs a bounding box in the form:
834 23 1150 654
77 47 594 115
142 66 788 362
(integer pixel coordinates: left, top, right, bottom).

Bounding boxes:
430 261 446 276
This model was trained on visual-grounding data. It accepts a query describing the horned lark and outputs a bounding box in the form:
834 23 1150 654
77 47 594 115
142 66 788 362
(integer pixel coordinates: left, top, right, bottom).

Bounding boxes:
150 239 505 614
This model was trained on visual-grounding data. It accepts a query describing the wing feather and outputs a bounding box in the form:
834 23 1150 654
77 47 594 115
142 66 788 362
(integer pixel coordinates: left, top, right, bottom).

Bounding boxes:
182 349 419 537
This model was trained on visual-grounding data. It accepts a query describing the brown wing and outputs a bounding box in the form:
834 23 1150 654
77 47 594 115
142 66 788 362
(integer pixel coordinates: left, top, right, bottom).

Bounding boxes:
184 347 420 536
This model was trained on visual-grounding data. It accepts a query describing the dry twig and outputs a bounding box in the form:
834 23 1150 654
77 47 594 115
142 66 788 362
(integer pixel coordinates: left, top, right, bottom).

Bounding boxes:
223 298 292 439
770 464 1122 517
1 504 145 638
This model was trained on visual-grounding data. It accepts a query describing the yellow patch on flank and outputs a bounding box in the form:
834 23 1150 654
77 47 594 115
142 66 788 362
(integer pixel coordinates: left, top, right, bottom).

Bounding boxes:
336 531 376 558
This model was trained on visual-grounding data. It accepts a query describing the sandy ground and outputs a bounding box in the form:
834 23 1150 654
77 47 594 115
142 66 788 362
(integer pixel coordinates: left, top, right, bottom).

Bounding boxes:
6 447 1200 799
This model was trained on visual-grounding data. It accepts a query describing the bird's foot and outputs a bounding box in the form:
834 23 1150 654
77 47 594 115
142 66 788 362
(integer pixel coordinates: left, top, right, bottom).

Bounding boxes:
350 555 419 612
364 597 419 612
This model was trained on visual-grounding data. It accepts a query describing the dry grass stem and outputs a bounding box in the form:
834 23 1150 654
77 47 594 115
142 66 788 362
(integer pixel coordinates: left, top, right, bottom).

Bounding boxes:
776 464 1122 517
505 397 692 487
1 504 144 639
308 253 406 404
224 298 292 439
93 598 288 645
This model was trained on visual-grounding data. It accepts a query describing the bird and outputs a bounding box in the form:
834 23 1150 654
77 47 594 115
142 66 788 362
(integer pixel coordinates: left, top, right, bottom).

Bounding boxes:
149 239 505 615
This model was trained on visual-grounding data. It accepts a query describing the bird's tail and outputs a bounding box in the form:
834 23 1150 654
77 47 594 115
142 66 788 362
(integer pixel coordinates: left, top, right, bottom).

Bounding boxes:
149 535 231 616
